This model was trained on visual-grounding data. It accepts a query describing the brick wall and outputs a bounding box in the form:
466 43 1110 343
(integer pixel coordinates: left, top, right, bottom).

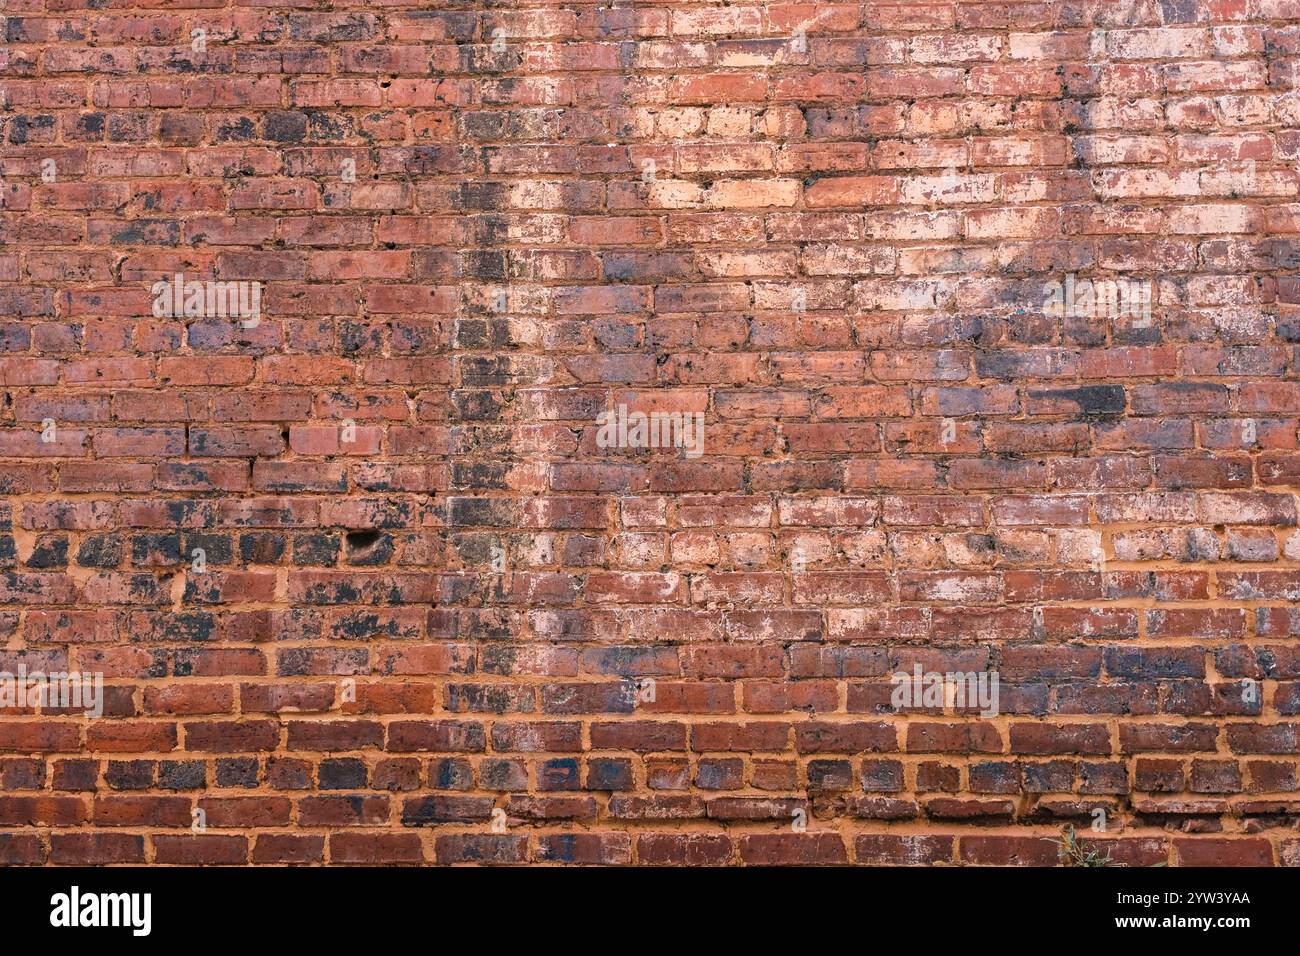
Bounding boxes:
1 0 1298 867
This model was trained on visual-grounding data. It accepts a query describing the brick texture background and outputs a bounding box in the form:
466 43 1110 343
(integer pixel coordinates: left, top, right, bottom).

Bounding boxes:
2 0 1300 866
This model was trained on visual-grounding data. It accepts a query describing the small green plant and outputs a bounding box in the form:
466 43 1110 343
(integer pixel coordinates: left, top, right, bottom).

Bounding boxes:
1057 824 1118 867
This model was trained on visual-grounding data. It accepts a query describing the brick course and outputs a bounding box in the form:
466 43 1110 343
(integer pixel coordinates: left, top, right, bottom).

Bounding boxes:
1 0 1300 865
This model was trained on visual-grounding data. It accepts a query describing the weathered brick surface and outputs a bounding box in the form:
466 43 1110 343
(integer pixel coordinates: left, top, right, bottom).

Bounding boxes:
1 0 1299 865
